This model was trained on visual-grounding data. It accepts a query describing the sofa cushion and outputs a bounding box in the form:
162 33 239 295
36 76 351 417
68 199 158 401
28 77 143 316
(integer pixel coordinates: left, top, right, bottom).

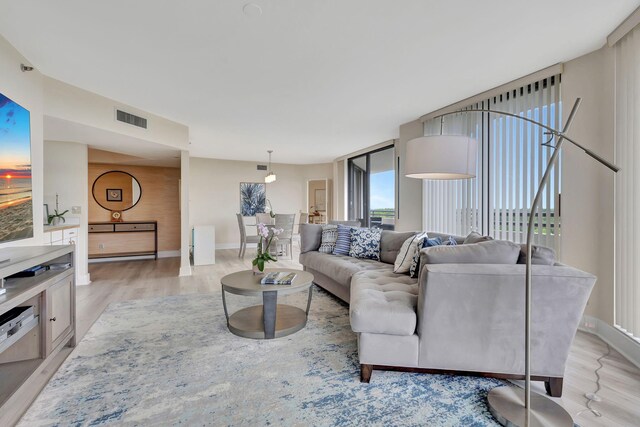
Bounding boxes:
464 231 493 244
329 220 362 227
299 251 389 287
518 244 557 265
299 223 322 253
350 270 419 336
333 224 353 256
350 227 382 260
422 240 521 265
318 224 338 254
380 230 417 264
394 232 427 274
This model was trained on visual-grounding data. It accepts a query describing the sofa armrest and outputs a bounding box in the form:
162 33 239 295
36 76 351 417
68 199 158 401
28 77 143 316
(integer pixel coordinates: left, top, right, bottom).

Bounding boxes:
299 223 323 254
416 263 596 377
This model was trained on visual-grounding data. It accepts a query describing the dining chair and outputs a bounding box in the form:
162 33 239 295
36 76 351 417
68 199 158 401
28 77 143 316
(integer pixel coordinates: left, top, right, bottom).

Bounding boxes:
256 212 274 226
274 213 295 260
236 213 260 258
293 213 308 249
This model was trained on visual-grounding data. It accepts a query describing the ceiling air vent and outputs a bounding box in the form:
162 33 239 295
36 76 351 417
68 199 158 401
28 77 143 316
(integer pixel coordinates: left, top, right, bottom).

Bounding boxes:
257 164 267 171
116 109 148 129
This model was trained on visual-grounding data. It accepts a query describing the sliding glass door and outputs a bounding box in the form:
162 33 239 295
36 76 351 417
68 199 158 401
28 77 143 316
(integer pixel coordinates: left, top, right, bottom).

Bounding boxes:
348 146 395 229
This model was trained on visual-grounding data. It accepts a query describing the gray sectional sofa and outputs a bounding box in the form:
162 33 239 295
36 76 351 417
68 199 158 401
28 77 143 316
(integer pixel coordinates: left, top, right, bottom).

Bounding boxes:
298 224 596 397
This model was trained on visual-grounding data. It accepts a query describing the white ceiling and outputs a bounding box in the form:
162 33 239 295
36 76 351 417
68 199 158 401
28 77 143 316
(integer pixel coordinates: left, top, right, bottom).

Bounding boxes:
2 1 638 164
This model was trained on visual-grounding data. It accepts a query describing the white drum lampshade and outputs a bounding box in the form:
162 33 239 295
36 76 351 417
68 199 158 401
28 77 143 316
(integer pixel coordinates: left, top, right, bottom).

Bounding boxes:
405 135 478 179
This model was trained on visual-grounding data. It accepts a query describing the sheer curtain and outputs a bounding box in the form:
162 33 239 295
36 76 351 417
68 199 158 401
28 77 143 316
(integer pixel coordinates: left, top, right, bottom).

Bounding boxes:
422 76 562 251
615 25 640 341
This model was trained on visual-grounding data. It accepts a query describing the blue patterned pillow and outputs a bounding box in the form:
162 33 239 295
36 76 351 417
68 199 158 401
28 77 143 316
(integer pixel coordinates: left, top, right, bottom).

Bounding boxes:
409 237 442 278
349 227 382 260
445 236 458 246
333 225 353 256
319 224 338 254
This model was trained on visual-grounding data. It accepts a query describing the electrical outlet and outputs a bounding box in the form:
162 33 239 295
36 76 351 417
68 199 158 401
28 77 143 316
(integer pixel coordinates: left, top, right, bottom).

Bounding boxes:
98 243 105 249
71 206 81 214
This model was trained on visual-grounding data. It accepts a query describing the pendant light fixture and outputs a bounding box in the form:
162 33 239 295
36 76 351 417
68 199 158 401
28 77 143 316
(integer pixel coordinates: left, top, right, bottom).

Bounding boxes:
265 150 277 183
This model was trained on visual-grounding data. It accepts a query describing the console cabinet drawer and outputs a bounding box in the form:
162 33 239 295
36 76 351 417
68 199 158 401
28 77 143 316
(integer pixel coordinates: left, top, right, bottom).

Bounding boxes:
89 224 114 232
114 223 156 232
63 228 78 240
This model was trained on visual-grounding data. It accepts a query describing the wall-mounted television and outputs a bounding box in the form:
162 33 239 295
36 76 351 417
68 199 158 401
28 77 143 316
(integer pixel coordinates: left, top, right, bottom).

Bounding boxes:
0 92 33 243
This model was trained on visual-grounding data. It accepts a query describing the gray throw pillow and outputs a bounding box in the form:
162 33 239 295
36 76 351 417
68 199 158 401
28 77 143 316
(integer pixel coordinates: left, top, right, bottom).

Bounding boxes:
299 224 322 253
463 231 494 244
518 244 557 265
318 224 338 254
422 240 521 265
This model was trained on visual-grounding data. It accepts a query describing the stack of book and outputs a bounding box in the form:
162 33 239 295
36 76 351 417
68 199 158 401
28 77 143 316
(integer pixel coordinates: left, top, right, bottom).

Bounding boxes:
260 272 297 285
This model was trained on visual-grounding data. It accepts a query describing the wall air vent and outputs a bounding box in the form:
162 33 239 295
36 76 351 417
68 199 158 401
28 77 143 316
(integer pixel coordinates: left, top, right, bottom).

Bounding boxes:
257 164 267 171
116 109 148 129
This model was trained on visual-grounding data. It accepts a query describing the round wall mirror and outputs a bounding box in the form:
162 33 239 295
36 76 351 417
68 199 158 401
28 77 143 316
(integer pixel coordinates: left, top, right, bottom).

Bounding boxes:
92 171 142 211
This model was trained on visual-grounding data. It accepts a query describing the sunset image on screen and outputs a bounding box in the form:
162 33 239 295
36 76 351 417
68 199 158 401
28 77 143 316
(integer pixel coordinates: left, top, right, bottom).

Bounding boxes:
0 92 33 242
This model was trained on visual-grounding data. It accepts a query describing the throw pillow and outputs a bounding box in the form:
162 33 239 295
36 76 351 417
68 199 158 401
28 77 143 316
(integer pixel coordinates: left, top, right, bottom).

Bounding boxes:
318 224 338 254
445 236 458 246
463 231 493 244
333 224 353 256
517 244 557 265
409 237 442 278
349 227 383 260
393 232 427 273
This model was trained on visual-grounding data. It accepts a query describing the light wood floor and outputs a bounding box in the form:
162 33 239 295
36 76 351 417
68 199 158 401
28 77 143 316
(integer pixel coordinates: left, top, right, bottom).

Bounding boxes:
39 249 640 426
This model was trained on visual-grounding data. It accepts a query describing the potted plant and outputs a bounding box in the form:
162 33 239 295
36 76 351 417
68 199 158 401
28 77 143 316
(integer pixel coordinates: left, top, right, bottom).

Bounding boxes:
48 194 68 226
252 223 283 274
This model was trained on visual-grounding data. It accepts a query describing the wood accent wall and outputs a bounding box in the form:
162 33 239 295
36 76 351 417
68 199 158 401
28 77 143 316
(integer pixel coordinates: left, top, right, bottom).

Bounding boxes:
88 163 180 252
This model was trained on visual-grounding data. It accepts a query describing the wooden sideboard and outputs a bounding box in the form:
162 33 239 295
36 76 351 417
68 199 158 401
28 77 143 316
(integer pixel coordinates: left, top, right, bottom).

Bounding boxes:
88 221 158 260
0 245 76 426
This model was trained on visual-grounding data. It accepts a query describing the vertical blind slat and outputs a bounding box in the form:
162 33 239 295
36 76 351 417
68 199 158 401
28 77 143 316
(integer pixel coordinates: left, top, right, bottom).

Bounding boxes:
423 75 562 251
615 28 640 339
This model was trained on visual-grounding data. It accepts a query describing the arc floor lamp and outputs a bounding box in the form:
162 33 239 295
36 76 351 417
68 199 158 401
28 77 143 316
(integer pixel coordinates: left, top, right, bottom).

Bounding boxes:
405 98 619 427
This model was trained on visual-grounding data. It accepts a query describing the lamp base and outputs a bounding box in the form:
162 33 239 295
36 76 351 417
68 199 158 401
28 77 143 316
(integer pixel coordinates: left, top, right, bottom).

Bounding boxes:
488 386 573 427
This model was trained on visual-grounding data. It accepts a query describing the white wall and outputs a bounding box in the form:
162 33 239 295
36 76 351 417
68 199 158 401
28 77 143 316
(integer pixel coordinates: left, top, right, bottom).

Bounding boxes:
396 120 423 232
43 77 189 151
561 46 616 325
0 35 44 250
43 141 90 284
189 157 333 247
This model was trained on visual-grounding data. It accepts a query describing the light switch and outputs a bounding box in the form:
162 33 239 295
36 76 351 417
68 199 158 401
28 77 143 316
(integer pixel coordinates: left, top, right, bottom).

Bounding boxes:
71 206 81 214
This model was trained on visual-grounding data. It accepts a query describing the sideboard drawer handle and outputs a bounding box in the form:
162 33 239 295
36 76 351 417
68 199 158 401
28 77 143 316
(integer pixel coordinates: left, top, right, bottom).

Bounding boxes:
49 317 56 322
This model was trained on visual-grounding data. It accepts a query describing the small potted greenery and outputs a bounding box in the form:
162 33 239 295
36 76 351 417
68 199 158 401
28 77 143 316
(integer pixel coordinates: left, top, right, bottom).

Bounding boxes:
252 223 283 274
47 194 68 226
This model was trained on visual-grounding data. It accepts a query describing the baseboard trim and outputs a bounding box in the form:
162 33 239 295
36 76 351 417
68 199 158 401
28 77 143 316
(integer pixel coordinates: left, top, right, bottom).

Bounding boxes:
179 266 192 277
579 315 640 369
158 250 180 258
76 273 91 286
216 243 257 250
89 255 155 263
88 251 180 264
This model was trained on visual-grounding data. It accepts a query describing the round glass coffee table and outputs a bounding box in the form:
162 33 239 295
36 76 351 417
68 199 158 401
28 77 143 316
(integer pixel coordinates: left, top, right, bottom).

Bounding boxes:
221 268 314 339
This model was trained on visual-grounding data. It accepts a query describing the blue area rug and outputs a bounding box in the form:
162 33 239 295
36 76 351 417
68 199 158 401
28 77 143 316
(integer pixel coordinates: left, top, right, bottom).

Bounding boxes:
20 286 506 426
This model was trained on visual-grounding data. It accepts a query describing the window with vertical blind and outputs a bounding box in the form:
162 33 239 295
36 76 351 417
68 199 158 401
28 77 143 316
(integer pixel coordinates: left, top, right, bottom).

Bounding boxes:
614 25 640 341
422 75 562 251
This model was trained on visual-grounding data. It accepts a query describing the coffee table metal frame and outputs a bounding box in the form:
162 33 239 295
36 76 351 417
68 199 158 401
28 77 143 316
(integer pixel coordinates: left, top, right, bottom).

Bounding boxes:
221 269 313 339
